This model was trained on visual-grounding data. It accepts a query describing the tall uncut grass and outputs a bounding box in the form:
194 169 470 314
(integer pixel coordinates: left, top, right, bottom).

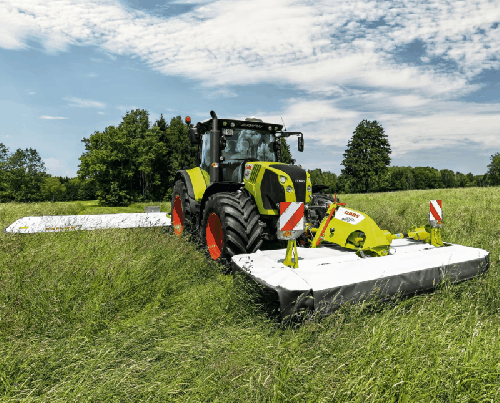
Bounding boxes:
0 189 499 402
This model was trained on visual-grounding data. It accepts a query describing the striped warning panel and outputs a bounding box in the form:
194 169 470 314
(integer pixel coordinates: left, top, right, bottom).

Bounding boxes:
429 200 442 224
278 202 304 240
280 202 304 231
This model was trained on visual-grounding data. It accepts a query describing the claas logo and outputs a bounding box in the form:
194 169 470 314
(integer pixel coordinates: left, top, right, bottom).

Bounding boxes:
344 210 359 218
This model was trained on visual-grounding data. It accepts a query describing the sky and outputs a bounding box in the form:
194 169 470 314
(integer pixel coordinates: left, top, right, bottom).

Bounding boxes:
1 0 499 179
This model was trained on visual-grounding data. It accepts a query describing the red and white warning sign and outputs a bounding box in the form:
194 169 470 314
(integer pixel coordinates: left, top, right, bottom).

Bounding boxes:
278 202 304 240
429 200 443 225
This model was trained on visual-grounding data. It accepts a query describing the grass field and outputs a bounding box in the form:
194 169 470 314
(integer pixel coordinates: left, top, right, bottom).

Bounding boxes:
0 189 499 402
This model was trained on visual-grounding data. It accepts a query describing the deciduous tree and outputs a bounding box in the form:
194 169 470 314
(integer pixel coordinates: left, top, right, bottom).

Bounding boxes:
455 172 469 188
308 168 337 193
412 167 441 189
78 110 194 206
486 152 500 186
440 169 457 188
6 148 46 202
41 176 67 202
0 143 9 201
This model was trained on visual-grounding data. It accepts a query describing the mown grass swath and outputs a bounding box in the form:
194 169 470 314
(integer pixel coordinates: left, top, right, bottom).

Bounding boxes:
0 188 499 401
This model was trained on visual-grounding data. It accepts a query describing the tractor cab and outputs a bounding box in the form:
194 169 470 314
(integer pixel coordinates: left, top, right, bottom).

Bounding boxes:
188 113 303 184
201 124 278 182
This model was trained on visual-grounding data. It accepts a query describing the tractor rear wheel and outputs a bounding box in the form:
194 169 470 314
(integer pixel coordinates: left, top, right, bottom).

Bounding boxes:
171 179 195 236
201 190 263 269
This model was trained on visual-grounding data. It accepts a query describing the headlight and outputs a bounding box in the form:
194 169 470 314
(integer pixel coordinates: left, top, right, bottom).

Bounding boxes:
307 185 312 192
286 186 293 193
280 175 286 184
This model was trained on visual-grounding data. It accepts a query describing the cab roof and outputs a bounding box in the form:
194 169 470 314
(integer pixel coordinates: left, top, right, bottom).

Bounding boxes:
195 118 284 135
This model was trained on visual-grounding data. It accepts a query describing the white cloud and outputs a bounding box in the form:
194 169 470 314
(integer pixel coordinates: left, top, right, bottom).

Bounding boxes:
86 72 97 77
97 111 105 115
2 0 500 159
40 116 68 120
203 88 238 99
28 91 36 95
116 106 139 113
64 97 105 108
43 157 66 170
241 97 500 162
170 0 210 4
2 0 499 95
43 158 75 177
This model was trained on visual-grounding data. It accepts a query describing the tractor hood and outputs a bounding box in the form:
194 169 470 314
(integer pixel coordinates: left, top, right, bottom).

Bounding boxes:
243 162 310 214
268 164 307 203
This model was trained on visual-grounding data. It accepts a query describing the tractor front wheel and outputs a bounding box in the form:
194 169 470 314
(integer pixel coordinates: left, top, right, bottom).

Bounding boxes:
201 190 263 270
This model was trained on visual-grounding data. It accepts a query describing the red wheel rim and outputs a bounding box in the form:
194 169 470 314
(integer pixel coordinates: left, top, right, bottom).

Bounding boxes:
206 213 223 260
173 195 183 236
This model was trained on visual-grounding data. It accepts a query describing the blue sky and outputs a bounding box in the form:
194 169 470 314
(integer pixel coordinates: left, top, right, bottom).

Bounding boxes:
1 0 499 178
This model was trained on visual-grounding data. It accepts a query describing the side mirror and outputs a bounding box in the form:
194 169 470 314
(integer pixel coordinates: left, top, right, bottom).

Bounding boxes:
298 134 304 152
189 127 200 145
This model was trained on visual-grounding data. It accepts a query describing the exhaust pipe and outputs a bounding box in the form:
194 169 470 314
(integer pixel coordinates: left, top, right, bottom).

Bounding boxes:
209 110 220 184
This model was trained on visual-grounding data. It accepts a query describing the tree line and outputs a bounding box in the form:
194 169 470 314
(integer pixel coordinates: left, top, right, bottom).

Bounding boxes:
308 165 493 195
0 111 499 204
0 142 96 203
309 119 499 194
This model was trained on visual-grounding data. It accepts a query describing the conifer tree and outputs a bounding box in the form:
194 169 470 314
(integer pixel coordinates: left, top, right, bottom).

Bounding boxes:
341 120 391 193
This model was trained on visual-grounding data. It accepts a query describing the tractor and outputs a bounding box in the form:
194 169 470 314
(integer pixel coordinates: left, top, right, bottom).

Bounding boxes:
170 110 318 266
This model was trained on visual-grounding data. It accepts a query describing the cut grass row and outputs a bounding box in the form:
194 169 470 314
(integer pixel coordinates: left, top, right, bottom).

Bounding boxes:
0 188 499 401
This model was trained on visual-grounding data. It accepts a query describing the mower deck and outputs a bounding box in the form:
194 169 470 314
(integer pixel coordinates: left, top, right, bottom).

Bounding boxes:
231 238 490 317
4 213 171 233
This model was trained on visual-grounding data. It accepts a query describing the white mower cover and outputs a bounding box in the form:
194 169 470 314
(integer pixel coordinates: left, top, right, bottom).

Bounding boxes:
4 213 171 233
231 238 490 317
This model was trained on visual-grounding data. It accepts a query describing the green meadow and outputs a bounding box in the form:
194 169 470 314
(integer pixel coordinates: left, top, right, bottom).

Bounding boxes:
0 188 499 402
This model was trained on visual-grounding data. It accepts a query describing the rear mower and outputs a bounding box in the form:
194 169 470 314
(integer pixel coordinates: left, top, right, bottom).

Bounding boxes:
233 199 489 317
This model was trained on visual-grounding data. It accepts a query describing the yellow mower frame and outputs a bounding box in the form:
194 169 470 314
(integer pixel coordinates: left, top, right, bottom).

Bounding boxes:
282 198 448 267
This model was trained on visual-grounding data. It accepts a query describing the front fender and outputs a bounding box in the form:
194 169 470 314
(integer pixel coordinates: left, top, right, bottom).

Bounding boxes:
174 168 209 202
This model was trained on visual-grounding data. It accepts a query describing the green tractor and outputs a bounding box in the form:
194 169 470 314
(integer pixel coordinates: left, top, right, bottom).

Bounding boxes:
171 110 311 265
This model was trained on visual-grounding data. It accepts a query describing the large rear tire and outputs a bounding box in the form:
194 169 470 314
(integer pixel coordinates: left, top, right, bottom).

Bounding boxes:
201 190 263 269
171 179 195 236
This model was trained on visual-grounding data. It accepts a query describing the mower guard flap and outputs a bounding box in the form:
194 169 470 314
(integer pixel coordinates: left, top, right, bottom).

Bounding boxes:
231 238 490 318
4 213 171 233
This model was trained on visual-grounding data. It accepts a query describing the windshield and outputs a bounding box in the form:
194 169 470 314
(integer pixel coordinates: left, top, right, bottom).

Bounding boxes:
221 129 276 163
